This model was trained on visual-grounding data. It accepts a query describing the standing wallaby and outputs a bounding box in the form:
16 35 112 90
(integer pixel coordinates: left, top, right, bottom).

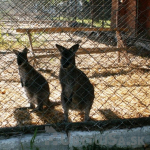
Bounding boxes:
13 48 50 111
56 44 94 121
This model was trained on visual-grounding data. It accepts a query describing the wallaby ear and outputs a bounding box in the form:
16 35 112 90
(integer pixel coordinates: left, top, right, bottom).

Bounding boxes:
70 44 79 53
56 44 65 53
23 47 28 53
13 49 19 55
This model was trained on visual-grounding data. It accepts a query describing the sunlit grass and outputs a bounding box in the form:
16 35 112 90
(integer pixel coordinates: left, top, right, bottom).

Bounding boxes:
54 16 111 27
0 17 111 50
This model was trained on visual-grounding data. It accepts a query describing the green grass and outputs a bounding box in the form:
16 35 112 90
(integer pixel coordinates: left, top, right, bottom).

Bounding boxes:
53 16 111 28
20 128 39 150
0 17 111 50
30 128 39 150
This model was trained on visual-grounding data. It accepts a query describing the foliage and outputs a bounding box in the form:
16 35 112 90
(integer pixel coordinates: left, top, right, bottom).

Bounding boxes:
30 128 38 150
20 128 39 150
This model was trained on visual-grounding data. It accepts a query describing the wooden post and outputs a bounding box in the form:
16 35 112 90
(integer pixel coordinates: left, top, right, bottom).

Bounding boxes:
90 0 94 27
116 31 130 64
111 0 121 63
114 0 121 63
26 31 37 67
111 0 118 28
115 0 131 64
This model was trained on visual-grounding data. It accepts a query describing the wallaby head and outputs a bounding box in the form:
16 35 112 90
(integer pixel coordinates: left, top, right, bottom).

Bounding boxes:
56 44 79 69
13 48 28 66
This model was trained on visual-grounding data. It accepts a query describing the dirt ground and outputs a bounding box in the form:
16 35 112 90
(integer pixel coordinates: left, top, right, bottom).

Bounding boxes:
1 41 150 128
0 22 150 128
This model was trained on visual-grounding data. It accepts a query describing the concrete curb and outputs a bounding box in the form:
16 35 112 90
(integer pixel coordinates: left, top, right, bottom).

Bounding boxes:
0 126 150 150
0 133 68 150
69 126 150 149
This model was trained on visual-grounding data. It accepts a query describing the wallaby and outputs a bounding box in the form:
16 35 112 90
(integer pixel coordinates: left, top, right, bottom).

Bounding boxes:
56 44 94 121
13 48 50 111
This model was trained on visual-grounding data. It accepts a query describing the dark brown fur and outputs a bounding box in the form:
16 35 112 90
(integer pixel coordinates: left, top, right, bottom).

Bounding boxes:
13 48 50 111
56 44 94 121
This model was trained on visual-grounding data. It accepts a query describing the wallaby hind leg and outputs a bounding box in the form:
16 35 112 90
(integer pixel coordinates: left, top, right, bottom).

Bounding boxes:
30 102 35 109
64 106 69 122
84 110 90 121
26 91 35 109
31 96 43 111
45 99 51 108
37 98 43 111
84 105 92 121
61 93 69 122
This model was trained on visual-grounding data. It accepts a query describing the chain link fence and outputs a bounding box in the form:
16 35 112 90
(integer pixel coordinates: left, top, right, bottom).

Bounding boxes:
0 0 150 135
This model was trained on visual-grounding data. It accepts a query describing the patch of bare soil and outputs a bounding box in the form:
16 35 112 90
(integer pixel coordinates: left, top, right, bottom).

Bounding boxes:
0 46 150 128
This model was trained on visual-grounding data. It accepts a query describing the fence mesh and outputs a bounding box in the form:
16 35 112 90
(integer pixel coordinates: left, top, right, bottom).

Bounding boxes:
0 0 150 134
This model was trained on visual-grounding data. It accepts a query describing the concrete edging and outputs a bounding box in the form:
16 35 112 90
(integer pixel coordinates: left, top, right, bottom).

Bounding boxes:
0 126 150 150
